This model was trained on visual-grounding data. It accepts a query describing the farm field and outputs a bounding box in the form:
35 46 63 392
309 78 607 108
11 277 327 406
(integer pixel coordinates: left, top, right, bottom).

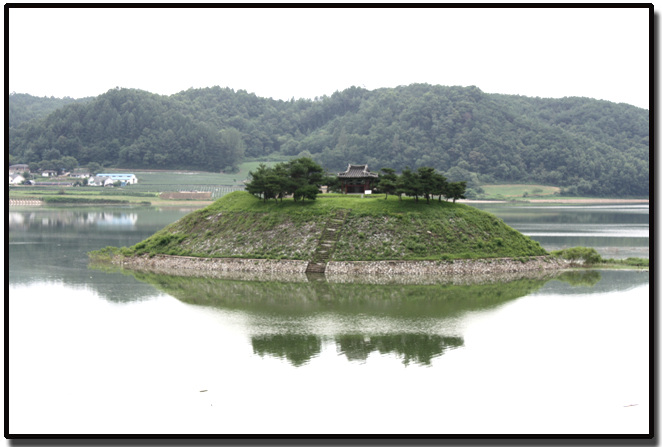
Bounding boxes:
480 184 561 199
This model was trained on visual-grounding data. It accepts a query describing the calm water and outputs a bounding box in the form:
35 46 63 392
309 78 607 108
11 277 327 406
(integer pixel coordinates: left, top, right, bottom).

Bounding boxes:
471 202 649 260
8 203 650 435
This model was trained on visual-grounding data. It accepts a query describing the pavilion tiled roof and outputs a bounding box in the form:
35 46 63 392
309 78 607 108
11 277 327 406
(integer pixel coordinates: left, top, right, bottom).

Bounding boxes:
337 164 379 178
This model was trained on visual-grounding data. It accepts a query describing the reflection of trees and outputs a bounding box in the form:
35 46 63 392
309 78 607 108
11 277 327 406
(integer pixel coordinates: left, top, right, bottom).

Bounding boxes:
250 333 463 367
555 270 601 287
252 334 322 367
126 268 648 366
541 269 647 295
336 334 463 366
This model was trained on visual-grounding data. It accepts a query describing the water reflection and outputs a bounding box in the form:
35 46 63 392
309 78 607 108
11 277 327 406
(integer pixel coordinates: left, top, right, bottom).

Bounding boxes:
9 210 138 231
120 269 576 367
108 267 647 367
335 334 463 366
552 270 601 287
252 335 322 367
8 207 191 295
469 204 649 259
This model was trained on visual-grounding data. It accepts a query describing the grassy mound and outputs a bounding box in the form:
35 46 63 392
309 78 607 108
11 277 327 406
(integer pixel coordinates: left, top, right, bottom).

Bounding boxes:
118 191 548 261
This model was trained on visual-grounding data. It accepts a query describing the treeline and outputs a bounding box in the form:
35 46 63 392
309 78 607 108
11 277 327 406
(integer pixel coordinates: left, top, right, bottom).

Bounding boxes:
9 84 649 196
377 167 467 203
9 88 245 173
8 93 93 128
246 158 466 204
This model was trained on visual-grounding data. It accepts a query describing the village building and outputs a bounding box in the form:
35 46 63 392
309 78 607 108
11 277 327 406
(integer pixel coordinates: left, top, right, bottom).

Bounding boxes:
9 173 25 185
9 164 30 174
89 176 115 187
96 173 138 185
41 170 58 177
337 164 379 194
70 169 91 179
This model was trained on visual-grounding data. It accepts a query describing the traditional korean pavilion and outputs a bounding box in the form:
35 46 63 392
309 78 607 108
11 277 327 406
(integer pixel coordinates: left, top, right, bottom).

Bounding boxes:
337 164 379 194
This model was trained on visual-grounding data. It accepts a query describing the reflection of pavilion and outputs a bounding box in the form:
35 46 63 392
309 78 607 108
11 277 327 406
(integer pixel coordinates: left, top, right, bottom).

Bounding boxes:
337 164 379 194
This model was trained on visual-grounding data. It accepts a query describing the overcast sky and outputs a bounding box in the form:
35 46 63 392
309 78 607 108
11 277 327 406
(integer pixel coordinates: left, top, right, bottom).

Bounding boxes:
8 6 650 109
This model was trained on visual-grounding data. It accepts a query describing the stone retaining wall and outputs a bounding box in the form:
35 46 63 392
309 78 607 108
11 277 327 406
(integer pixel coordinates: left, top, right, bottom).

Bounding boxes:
116 254 573 278
117 254 309 274
326 256 573 276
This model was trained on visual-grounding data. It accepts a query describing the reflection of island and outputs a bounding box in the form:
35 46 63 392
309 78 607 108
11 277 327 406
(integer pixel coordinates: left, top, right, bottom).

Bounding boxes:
125 271 551 366
127 270 554 318
122 268 647 366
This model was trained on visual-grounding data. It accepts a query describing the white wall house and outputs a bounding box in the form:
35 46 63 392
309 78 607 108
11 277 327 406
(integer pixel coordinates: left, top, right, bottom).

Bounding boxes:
9 173 25 184
70 171 91 178
96 173 138 185
89 176 115 187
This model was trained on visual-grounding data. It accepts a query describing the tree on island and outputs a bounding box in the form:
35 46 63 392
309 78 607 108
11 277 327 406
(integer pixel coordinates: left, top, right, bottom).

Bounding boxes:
377 168 398 200
446 181 467 203
246 157 331 202
387 166 453 204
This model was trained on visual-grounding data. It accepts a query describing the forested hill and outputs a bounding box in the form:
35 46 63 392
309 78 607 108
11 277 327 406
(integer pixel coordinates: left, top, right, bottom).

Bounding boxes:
9 84 649 196
8 93 93 128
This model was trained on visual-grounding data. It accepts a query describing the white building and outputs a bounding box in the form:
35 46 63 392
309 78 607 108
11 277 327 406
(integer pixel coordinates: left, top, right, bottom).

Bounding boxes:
89 176 115 187
9 173 25 184
96 173 138 185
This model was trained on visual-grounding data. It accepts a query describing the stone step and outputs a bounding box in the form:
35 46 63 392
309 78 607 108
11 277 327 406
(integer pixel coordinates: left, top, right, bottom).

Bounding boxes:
305 262 326 274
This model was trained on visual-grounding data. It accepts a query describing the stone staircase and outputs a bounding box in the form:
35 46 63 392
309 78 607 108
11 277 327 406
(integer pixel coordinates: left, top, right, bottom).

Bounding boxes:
305 210 348 274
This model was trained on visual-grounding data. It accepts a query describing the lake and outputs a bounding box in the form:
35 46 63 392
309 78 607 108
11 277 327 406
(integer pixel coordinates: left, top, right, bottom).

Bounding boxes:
8 202 650 436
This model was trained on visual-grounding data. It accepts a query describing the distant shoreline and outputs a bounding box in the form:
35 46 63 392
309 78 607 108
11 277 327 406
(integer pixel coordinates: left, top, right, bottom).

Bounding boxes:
154 197 650 208
459 198 649 205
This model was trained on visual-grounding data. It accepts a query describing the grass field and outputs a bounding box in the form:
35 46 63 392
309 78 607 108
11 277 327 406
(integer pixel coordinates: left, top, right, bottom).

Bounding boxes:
130 160 276 186
481 184 561 199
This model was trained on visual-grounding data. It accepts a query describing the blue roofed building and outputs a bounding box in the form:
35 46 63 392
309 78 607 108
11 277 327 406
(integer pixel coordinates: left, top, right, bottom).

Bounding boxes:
96 173 138 185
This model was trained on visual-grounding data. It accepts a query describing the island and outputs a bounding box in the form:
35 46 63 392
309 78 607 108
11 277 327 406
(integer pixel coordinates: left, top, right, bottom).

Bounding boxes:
90 190 574 277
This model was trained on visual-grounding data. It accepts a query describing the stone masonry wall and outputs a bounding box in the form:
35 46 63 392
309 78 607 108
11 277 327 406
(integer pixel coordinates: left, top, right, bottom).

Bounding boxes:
116 254 573 277
325 256 573 276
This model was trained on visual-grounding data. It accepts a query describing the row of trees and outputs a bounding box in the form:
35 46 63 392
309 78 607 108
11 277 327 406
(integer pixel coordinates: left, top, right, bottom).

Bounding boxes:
378 167 466 203
246 158 329 202
246 158 466 204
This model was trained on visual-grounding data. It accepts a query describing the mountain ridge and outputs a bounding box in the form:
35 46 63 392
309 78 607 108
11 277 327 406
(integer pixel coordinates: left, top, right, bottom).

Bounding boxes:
9 84 649 197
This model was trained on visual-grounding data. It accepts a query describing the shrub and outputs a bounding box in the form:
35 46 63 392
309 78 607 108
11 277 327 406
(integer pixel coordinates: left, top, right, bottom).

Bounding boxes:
552 247 602 264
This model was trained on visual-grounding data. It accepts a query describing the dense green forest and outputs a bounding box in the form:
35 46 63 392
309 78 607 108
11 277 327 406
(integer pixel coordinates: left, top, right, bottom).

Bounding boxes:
9 84 649 197
8 93 93 128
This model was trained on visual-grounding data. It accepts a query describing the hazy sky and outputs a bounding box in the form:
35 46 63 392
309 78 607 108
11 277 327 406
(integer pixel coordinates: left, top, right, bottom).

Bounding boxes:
8 6 650 109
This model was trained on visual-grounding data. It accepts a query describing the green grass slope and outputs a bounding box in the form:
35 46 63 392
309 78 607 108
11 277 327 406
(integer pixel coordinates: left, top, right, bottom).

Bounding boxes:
124 191 548 261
